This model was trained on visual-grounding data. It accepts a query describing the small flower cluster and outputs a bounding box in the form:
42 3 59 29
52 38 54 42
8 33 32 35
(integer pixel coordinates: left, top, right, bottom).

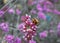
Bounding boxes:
4 34 36 43
39 31 48 38
18 14 38 40
4 35 21 43
0 10 4 17
57 22 60 37
8 8 21 15
0 22 9 32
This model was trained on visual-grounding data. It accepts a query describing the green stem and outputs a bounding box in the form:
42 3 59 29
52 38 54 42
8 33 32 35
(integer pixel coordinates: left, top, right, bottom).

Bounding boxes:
35 36 40 43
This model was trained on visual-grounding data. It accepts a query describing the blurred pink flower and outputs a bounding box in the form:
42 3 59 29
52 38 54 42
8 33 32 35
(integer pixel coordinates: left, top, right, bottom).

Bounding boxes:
21 14 31 22
49 30 54 33
38 0 46 3
46 8 52 12
14 37 21 43
8 8 15 14
0 10 4 17
36 4 43 11
39 31 48 38
29 39 36 43
30 9 37 14
18 23 26 31
53 9 60 15
5 35 22 43
16 9 21 15
38 12 46 20
57 22 60 30
44 1 53 8
5 35 14 43
0 22 9 32
43 5 53 12
32 1 37 5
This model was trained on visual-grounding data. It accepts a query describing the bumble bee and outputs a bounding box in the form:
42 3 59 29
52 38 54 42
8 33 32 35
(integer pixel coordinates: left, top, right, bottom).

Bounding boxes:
32 18 39 25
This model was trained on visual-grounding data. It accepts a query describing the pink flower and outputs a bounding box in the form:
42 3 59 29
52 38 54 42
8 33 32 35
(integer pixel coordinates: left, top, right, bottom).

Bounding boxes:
57 22 60 30
19 14 37 40
57 31 60 37
49 30 54 33
46 1 53 6
44 1 53 8
18 23 26 31
38 12 46 20
21 14 31 22
0 10 4 17
29 39 36 43
38 0 46 3
32 1 37 5
53 9 60 15
5 35 14 42
21 16 27 22
46 8 52 12
14 37 21 43
5 35 22 43
43 5 53 12
39 31 48 38
8 8 15 14
36 4 43 11
30 9 37 14
57 22 60 37
16 9 21 15
0 22 9 32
